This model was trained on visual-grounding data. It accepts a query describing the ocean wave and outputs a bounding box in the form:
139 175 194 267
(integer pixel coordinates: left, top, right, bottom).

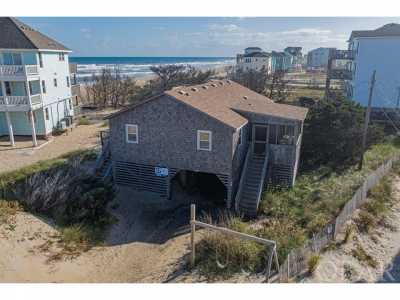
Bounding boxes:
75 58 235 81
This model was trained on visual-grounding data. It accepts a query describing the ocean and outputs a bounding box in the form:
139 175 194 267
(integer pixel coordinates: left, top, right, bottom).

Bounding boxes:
69 56 235 82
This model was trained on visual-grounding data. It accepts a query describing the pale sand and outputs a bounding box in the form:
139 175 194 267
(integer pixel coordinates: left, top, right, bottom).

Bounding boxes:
304 175 400 283
0 123 103 174
0 187 191 283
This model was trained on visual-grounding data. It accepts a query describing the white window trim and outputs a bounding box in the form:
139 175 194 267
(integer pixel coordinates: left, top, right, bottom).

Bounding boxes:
125 124 139 144
197 130 212 151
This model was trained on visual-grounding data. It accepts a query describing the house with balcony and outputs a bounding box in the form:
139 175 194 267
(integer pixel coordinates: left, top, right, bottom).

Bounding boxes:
236 47 272 74
0 17 74 147
345 23 400 108
104 80 308 216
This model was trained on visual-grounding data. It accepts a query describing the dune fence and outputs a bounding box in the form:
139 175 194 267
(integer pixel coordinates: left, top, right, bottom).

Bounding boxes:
278 155 400 282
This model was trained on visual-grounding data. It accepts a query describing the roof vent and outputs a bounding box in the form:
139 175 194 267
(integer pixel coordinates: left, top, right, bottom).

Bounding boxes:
191 87 198 92
211 83 218 87
226 80 231 84
219 81 224 86
178 90 185 95
243 96 248 100
185 92 190 96
202 85 208 89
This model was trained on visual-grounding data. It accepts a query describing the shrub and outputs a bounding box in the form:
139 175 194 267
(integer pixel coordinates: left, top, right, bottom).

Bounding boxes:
308 255 320 275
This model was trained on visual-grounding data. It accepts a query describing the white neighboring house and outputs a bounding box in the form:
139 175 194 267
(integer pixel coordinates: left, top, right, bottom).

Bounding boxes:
236 47 272 74
306 47 336 70
346 23 400 108
0 17 75 147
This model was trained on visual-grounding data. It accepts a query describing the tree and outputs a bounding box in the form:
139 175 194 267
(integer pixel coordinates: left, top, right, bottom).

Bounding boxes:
228 66 268 94
301 93 384 171
266 70 290 102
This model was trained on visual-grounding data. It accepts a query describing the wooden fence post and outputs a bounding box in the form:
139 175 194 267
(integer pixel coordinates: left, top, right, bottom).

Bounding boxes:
287 252 290 282
190 204 196 268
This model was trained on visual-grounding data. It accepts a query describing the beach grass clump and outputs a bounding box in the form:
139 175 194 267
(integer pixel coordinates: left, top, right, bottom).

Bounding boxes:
77 117 90 126
0 199 22 225
307 255 320 275
351 244 378 268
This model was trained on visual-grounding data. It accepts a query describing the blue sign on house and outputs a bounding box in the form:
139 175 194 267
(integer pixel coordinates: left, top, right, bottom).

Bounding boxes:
155 167 169 177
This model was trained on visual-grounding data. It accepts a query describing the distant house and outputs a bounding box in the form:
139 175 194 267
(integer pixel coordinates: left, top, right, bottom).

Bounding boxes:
105 80 308 216
284 47 303 71
307 47 336 70
270 51 292 73
345 23 400 108
236 47 272 74
0 17 78 146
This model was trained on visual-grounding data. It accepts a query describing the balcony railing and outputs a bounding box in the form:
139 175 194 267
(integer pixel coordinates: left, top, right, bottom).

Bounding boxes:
31 94 42 105
0 95 29 106
328 69 353 80
332 50 355 60
0 65 39 77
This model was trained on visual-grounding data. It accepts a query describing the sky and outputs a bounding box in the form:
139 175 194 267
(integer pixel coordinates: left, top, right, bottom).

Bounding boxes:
20 17 400 57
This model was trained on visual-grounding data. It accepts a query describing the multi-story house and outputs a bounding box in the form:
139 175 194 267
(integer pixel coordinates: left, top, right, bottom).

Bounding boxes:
307 47 336 70
344 23 400 108
236 47 272 74
284 47 303 71
0 17 74 147
270 51 291 73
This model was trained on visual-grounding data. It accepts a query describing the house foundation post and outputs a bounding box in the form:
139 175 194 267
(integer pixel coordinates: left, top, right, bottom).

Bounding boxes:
28 110 38 147
5 111 15 147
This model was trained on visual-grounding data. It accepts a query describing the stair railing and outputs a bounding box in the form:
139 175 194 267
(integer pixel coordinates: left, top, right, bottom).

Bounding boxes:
95 138 110 175
234 143 253 213
255 150 269 211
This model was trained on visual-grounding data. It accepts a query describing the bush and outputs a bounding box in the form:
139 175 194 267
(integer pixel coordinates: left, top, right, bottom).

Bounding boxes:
343 225 353 244
0 199 22 225
308 255 320 275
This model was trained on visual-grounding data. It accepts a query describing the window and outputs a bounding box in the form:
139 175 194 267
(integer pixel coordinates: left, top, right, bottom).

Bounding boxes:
28 81 33 95
268 124 295 145
54 78 57 87
197 130 212 151
5 82 11 95
69 99 72 110
237 127 243 145
42 80 46 93
3 52 22 65
39 53 43 68
58 53 65 61
125 124 138 144
66 76 70 87
45 108 49 120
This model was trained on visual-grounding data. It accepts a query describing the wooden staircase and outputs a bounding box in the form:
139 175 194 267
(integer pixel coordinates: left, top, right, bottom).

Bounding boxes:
95 134 113 183
235 146 269 217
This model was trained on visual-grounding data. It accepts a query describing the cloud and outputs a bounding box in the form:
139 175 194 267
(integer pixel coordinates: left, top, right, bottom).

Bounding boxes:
208 23 242 32
80 28 92 39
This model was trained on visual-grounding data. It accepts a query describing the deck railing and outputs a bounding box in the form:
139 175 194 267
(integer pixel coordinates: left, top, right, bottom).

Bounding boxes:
31 94 42 105
0 64 39 77
0 96 29 106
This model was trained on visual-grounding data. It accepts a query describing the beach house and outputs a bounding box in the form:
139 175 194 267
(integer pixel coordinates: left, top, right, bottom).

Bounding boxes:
236 47 272 74
0 17 75 146
104 80 307 216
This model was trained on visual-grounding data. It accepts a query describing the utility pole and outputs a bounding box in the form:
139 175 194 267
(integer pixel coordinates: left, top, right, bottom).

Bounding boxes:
324 50 334 100
358 70 376 171
396 87 400 109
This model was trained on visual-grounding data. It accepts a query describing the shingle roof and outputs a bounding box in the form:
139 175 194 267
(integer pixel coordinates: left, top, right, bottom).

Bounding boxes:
0 17 70 51
243 51 270 58
106 81 308 129
350 23 400 40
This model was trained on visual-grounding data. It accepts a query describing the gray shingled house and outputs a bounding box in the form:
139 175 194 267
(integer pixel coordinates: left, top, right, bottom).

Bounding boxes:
104 80 308 216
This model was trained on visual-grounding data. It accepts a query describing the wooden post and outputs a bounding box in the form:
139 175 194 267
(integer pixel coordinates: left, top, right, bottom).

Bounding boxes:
28 110 38 147
190 204 196 268
287 252 290 282
358 70 376 170
266 245 274 283
5 111 15 147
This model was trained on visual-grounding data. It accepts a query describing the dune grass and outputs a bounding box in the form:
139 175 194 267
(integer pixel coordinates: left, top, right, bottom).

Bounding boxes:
195 137 400 279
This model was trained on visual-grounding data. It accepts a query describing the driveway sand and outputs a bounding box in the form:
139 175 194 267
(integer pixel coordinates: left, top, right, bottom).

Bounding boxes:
0 187 192 283
0 123 103 174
